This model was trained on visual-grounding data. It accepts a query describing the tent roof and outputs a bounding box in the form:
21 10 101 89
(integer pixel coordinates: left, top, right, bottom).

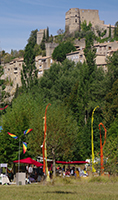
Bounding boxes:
56 161 88 165
13 157 43 167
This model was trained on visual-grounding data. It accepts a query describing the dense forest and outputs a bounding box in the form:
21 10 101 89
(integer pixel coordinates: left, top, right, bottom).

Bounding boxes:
0 24 118 175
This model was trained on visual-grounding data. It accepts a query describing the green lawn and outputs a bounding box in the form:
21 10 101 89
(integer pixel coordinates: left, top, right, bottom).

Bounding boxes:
0 177 118 200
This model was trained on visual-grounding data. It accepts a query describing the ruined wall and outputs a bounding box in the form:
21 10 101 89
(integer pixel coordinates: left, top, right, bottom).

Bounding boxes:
65 8 105 34
80 9 104 26
45 42 58 57
94 24 115 38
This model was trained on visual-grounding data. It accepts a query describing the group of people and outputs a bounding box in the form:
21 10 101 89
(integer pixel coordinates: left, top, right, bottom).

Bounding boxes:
56 165 88 178
7 164 88 184
26 164 43 183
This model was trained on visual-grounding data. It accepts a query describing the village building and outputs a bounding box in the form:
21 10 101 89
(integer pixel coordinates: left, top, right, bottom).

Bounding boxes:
66 40 118 72
35 55 54 78
0 8 117 99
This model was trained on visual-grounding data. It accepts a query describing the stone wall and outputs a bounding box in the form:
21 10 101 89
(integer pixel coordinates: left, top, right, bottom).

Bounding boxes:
79 9 104 27
45 43 59 57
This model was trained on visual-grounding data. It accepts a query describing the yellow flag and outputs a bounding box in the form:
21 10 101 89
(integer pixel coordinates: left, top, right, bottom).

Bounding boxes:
91 106 99 173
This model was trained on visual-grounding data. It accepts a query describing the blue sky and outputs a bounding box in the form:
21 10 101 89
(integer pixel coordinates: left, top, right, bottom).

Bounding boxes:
0 0 118 53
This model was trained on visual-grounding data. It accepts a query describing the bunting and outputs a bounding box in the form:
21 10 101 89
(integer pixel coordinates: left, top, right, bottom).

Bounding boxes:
24 129 33 135
7 128 32 154
0 105 8 110
7 132 18 139
23 142 27 154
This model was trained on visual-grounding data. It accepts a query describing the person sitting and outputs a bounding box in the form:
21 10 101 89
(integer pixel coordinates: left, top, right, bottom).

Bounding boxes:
75 168 79 178
65 169 70 177
70 166 75 176
29 171 38 183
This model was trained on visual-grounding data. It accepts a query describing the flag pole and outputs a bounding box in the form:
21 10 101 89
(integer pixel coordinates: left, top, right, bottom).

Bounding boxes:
98 123 107 175
91 106 99 173
43 103 51 181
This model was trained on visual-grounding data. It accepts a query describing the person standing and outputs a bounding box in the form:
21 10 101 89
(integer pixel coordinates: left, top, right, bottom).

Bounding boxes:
28 164 33 176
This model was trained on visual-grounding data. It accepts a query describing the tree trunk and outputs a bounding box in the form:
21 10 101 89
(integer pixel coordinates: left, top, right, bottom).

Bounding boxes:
52 148 56 177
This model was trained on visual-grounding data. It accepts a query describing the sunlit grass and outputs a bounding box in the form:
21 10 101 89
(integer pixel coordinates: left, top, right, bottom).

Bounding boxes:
0 176 118 200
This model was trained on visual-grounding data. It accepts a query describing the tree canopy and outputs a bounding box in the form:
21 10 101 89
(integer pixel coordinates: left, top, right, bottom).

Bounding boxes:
52 41 76 62
21 30 38 90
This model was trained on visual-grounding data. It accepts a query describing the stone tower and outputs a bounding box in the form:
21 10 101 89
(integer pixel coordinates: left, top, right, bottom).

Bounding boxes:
37 29 47 45
65 8 80 33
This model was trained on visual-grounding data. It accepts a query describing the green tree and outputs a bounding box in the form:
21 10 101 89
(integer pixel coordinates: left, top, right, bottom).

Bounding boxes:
45 103 78 175
109 24 111 38
78 112 103 160
114 21 118 37
105 50 118 91
103 79 118 128
66 65 105 159
21 30 38 90
52 41 76 62
46 27 49 41
104 120 118 175
70 62 105 125
27 29 38 44
18 50 25 58
39 59 80 102
40 30 46 51
0 93 39 163
84 31 96 73
11 49 18 58
3 53 12 63
33 44 42 56
49 34 53 43
0 90 78 171
81 20 92 32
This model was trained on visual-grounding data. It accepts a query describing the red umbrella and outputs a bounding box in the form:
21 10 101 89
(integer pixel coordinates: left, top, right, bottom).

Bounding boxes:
13 157 43 167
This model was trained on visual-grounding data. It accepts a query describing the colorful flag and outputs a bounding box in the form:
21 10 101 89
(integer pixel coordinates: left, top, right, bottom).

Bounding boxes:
23 142 27 154
91 106 99 173
24 129 33 135
7 132 18 139
0 105 8 110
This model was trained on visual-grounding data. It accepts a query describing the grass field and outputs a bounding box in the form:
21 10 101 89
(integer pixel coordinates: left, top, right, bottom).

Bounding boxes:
0 176 118 200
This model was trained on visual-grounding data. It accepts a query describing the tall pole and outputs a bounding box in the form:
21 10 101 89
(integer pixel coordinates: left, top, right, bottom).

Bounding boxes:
99 123 107 175
91 106 99 173
43 103 51 181
7 129 32 185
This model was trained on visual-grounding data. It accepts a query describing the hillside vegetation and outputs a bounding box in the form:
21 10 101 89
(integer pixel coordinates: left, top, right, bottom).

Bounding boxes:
0 22 118 175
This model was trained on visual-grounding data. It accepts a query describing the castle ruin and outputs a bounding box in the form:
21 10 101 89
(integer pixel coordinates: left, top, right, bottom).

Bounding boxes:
65 8 114 37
